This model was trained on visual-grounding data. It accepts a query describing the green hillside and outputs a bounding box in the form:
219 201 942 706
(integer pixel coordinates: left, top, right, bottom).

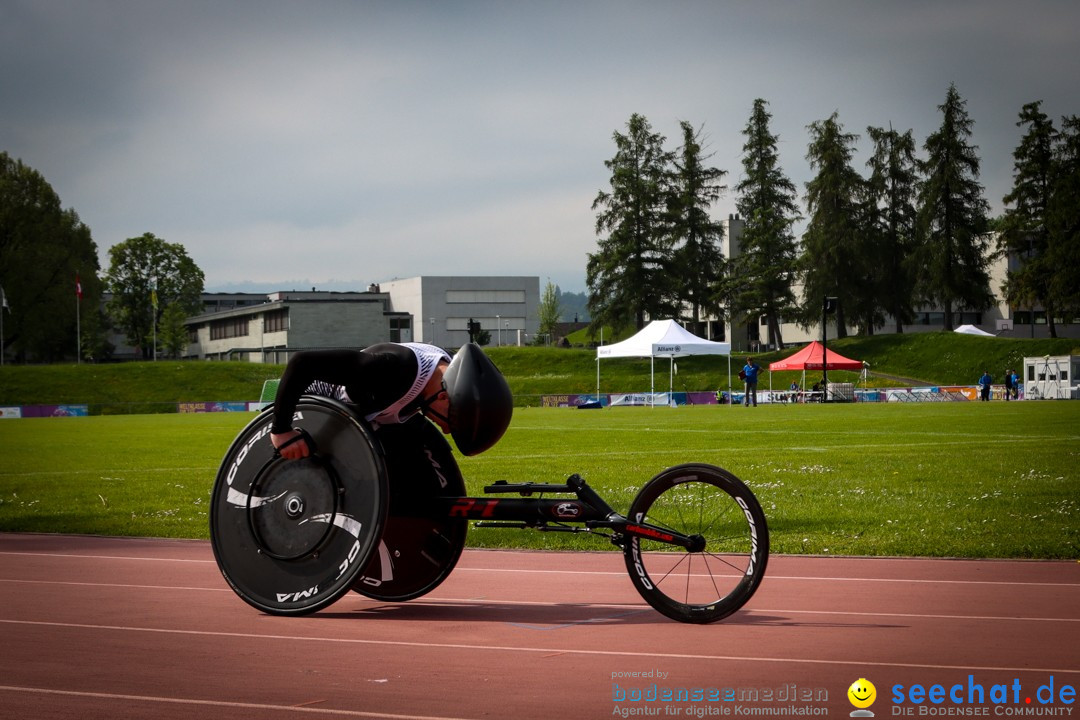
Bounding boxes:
0 332 1077 412
0 361 283 413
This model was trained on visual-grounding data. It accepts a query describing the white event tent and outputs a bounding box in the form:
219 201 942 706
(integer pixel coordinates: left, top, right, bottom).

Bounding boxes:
954 324 996 337
596 319 732 401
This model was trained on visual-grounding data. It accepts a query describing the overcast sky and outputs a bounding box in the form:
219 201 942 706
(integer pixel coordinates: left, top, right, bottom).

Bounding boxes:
3 1 1079 294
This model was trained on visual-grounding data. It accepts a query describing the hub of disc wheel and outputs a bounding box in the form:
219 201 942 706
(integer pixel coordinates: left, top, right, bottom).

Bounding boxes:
248 457 338 561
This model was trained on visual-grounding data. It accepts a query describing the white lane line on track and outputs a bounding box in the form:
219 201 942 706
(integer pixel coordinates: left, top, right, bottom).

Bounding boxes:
2 618 1078 676
365 598 1080 624
0 685 479 720
453 567 1080 588
2 550 1078 586
0 578 232 592
2 580 1077 624
0 551 215 563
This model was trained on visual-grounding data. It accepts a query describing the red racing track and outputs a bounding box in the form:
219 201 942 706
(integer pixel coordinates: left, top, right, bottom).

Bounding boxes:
1 533 1078 719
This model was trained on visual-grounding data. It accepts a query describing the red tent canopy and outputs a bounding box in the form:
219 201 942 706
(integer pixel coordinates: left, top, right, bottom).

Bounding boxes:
769 341 863 372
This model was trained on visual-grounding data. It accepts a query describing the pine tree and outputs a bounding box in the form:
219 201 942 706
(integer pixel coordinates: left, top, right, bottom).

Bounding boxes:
1047 115 1080 319
732 99 801 348
915 84 993 330
800 112 866 338
999 101 1058 336
667 121 727 328
866 125 920 333
587 114 677 332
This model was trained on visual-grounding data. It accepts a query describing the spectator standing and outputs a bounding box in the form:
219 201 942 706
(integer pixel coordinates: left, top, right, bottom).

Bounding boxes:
1011 369 1020 400
1003 369 1014 401
978 370 992 401
743 357 761 407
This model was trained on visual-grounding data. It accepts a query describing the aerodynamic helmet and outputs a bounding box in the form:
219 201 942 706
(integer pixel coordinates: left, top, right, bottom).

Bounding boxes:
441 343 513 456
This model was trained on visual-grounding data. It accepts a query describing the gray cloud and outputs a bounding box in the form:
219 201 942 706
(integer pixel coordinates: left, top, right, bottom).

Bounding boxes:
3 0 1078 293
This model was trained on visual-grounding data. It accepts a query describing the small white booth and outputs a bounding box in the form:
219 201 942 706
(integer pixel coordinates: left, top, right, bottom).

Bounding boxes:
1023 355 1080 400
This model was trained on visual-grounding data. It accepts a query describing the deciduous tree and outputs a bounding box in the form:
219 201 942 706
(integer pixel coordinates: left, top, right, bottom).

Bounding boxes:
537 279 561 344
0 152 100 362
105 233 204 358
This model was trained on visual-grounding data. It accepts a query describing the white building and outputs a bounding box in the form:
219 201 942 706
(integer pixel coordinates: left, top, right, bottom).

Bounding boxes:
183 276 540 362
378 275 539 348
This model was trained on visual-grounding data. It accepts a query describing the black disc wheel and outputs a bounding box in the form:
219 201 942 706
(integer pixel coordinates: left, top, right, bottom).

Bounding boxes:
623 463 768 624
352 415 467 602
210 397 388 615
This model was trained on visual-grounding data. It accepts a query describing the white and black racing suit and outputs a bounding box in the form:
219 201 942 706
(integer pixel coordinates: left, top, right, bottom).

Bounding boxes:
270 342 451 435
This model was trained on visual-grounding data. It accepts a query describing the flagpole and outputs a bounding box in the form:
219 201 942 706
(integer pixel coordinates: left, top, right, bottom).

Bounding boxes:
76 273 81 364
151 278 158 361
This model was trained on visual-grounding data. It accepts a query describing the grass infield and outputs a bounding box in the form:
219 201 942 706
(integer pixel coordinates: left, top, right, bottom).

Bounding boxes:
1 400 1077 559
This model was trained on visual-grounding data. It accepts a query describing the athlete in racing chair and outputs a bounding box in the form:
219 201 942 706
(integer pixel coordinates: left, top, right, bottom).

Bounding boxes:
270 342 513 459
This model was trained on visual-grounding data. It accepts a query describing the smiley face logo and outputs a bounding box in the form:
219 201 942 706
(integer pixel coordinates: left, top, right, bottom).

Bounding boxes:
848 678 877 709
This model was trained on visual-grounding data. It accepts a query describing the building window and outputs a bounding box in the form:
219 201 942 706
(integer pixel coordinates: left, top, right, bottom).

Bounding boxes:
448 317 523 331
446 290 526 303
264 309 289 333
914 312 946 326
210 317 249 340
389 317 411 342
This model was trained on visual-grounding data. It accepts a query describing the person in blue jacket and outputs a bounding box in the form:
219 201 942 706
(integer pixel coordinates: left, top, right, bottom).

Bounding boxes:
743 357 761 407
978 370 992 401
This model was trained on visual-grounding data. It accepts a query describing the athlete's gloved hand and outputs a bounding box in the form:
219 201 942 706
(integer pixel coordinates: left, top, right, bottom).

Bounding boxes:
271 428 311 460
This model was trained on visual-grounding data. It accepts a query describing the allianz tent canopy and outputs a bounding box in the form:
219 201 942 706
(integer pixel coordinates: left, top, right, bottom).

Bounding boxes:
596 319 731 400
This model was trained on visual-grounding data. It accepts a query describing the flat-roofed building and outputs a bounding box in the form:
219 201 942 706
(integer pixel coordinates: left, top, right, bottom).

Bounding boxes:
182 276 540 362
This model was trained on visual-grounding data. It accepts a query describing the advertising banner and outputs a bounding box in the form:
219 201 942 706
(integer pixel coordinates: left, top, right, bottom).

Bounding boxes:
20 405 89 417
178 402 249 413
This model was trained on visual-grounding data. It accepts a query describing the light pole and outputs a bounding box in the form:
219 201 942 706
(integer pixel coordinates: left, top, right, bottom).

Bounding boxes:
429 317 434 345
822 296 838 402
496 315 501 346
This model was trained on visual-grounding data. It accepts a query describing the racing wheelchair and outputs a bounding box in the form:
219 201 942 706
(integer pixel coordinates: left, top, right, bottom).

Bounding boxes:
210 396 769 624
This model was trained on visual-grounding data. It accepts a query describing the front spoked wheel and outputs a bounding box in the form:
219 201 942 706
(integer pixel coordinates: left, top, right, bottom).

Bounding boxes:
623 464 768 623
